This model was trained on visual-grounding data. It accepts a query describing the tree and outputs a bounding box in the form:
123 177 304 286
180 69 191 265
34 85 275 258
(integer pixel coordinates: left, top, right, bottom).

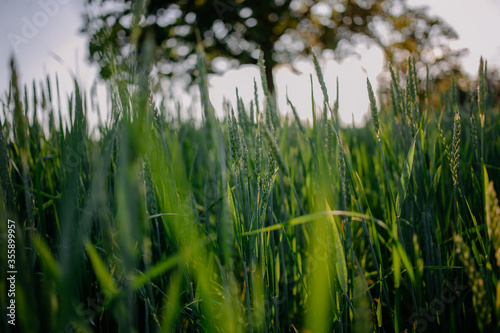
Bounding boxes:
83 0 464 93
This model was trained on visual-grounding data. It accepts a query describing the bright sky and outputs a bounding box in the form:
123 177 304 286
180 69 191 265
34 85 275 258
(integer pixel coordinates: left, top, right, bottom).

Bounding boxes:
1 0 499 128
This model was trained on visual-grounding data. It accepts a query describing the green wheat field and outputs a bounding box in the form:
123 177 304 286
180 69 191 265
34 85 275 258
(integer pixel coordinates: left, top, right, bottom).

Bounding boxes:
1 50 500 332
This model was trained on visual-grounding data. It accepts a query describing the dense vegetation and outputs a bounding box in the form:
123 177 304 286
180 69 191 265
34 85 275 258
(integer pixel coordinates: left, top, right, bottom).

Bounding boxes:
1 50 499 333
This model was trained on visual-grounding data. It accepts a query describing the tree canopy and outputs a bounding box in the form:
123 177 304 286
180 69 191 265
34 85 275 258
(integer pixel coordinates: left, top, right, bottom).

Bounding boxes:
83 0 465 92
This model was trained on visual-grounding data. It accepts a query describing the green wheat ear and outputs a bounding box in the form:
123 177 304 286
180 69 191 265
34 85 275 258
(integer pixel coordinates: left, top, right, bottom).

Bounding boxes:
478 57 487 128
454 233 492 330
258 50 269 94
0 128 14 211
477 58 487 167
262 121 289 178
367 78 380 138
338 140 347 209
312 52 330 109
451 110 461 187
486 181 500 266
258 50 276 133
228 106 242 167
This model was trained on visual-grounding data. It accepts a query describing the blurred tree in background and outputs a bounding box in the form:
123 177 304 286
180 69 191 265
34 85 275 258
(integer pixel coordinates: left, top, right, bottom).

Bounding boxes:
83 0 465 93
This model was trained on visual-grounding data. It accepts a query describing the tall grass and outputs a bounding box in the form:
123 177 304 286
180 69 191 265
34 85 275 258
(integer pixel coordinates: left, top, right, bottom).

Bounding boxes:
0 49 499 333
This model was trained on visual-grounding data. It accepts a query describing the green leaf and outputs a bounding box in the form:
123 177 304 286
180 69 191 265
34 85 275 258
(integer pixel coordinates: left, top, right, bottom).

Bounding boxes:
132 254 181 290
392 242 401 288
395 240 415 284
432 165 442 193
464 196 487 256
84 241 119 298
242 210 390 236
33 235 62 280
326 202 348 294
395 133 418 217
376 297 382 327
227 180 238 228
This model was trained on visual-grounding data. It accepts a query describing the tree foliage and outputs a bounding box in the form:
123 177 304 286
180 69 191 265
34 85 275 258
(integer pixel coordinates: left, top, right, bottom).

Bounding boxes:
83 0 465 92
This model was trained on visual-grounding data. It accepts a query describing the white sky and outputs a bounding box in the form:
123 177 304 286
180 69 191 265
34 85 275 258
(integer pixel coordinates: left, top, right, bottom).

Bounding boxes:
1 0 499 128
